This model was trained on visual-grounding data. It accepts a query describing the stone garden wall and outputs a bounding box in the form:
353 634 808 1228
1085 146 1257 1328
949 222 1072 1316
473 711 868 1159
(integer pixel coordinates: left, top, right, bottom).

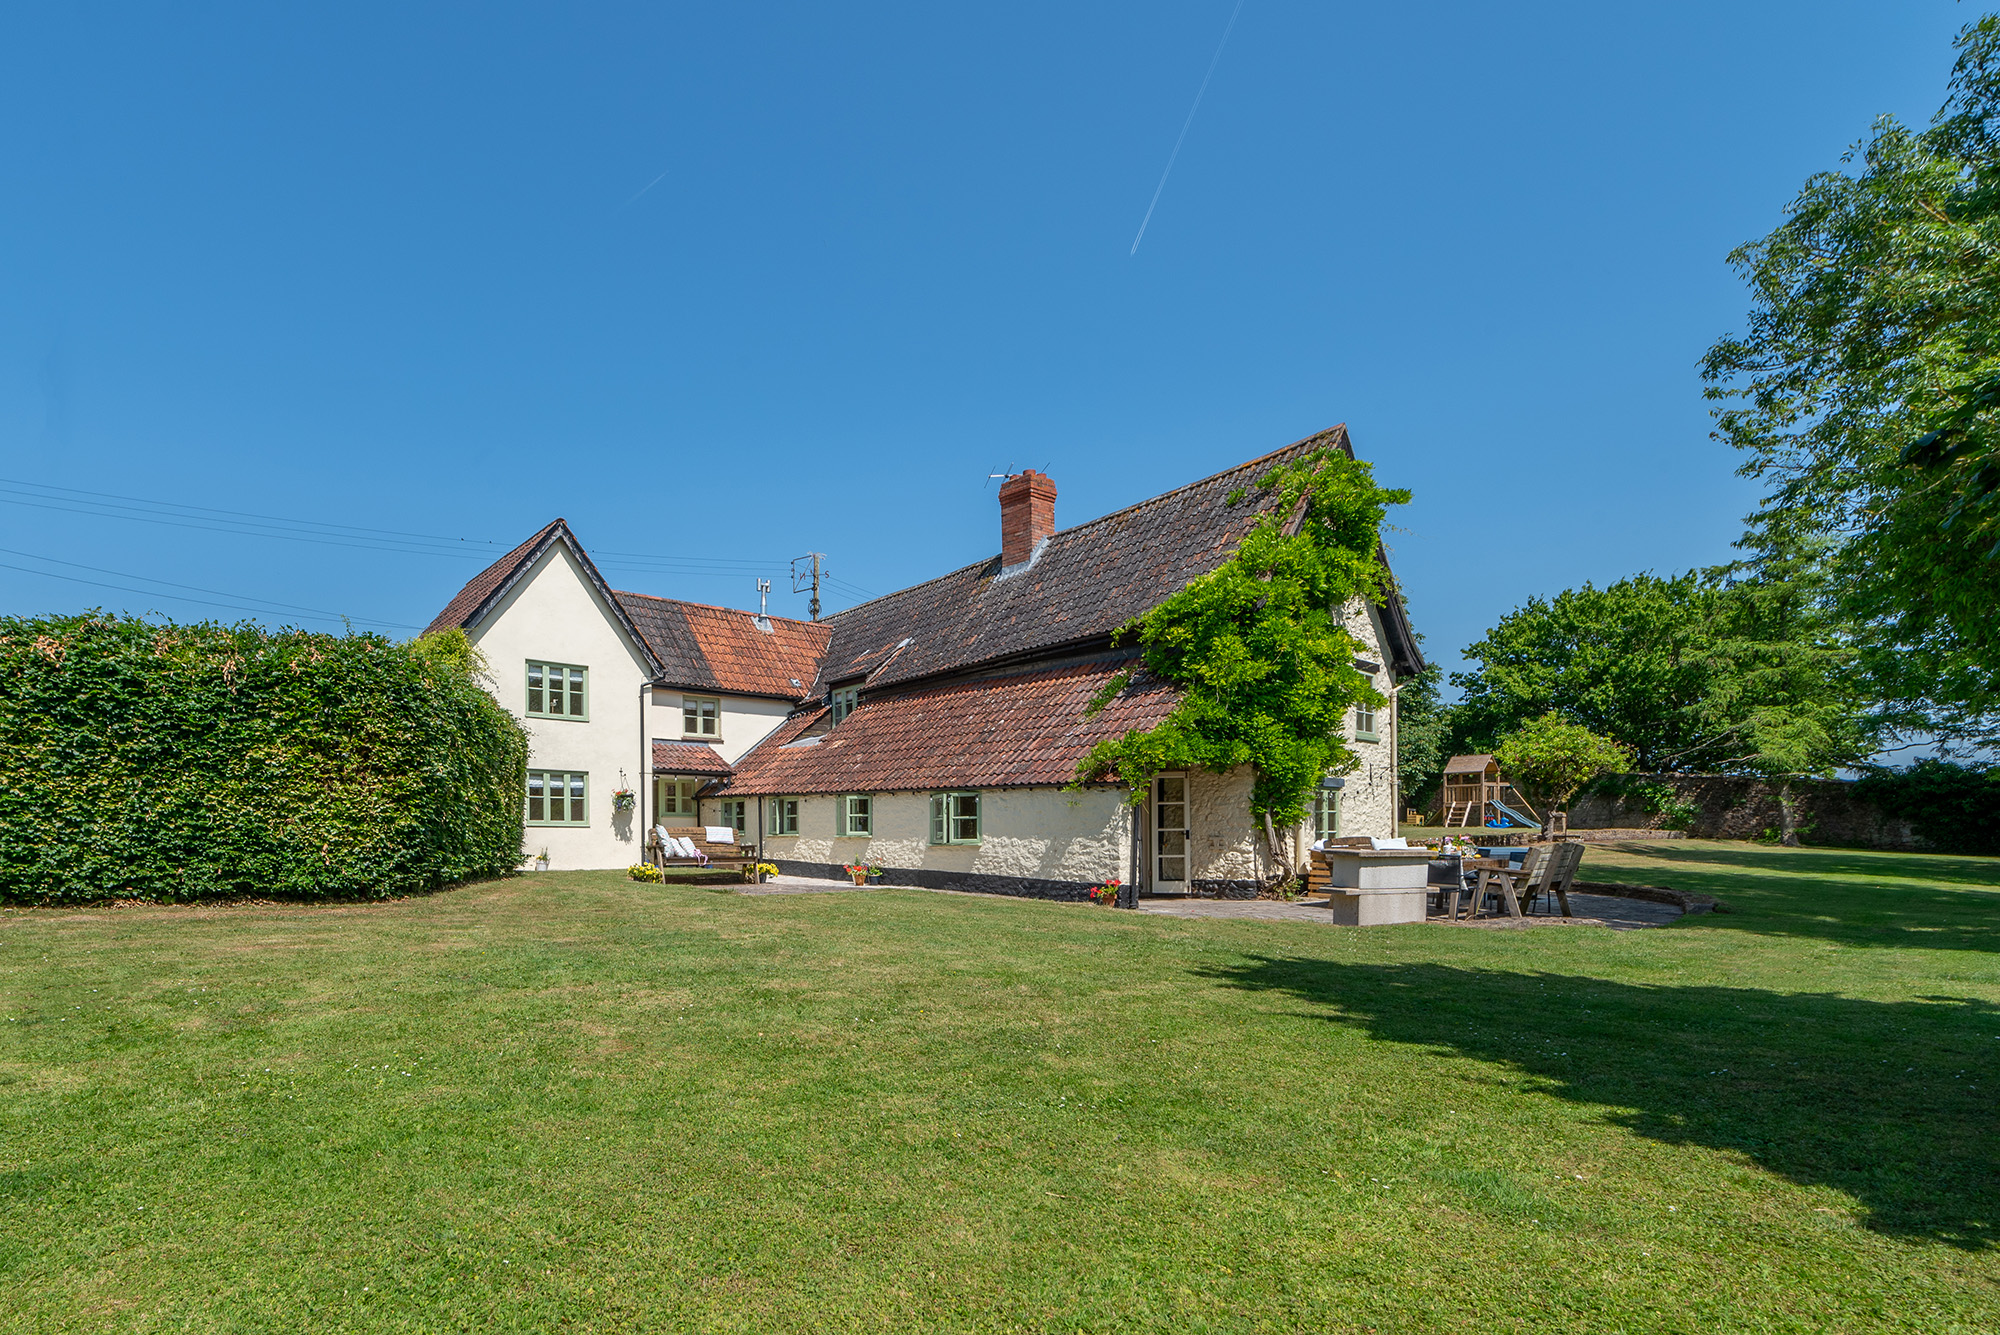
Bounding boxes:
1564 773 1920 850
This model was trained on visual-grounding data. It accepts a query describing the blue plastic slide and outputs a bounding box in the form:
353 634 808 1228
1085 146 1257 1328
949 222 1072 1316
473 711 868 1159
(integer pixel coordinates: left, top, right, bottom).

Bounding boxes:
1488 800 1542 830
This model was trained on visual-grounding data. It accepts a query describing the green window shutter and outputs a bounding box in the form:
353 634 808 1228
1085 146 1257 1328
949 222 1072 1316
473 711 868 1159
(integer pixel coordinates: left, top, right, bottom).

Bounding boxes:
929 794 945 844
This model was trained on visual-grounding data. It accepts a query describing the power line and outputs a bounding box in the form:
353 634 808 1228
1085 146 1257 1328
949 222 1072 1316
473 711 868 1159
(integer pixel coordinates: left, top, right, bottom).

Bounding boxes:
0 493 497 560
0 545 417 627
0 475 509 548
0 473 874 605
0 559 419 630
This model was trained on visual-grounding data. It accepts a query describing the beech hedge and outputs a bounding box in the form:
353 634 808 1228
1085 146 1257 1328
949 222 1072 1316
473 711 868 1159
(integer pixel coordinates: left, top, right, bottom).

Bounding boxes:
0 614 528 904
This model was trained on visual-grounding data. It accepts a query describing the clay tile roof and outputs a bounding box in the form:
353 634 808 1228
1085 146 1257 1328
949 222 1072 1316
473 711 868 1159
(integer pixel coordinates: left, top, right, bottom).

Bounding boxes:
1444 754 1498 774
423 520 564 635
424 520 667 679
651 740 736 776
811 425 1424 692
618 594 832 701
717 655 1179 796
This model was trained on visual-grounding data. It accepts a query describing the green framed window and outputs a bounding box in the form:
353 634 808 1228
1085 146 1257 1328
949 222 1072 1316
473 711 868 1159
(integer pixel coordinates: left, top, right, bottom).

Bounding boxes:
526 662 587 720
837 794 872 837
1312 788 1340 842
829 686 859 725
528 770 588 826
767 796 800 836
929 791 980 845
1354 700 1378 742
716 799 748 834
683 695 720 737
655 777 699 818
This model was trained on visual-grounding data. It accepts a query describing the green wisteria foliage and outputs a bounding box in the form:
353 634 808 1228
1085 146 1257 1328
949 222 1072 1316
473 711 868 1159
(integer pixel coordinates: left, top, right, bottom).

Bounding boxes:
1075 449 1409 828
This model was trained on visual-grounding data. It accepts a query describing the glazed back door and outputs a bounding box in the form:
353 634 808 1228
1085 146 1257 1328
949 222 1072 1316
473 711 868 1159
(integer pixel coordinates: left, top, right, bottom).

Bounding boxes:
1154 774 1189 890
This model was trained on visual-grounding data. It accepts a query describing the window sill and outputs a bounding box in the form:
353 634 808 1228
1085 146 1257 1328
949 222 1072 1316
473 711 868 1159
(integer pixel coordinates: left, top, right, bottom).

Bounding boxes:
1354 732 1380 743
527 713 590 723
527 822 590 829
680 735 723 744
929 841 983 848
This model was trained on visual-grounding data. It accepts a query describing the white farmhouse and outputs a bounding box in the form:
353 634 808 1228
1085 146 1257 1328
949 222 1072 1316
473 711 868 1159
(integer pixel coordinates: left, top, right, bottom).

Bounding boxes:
426 426 1423 896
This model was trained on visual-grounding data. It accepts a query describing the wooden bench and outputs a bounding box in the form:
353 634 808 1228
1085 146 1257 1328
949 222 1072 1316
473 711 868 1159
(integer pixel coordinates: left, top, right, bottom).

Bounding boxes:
648 825 753 873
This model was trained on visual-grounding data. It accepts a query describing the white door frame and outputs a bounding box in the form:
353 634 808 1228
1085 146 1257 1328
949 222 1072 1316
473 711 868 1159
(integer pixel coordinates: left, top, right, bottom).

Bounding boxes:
1153 772 1189 890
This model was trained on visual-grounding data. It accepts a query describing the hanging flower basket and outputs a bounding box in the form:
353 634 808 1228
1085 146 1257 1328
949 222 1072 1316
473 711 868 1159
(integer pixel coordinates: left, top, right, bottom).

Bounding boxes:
612 788 636 813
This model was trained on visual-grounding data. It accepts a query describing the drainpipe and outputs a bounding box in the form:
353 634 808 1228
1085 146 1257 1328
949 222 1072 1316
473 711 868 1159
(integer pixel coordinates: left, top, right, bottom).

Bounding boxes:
1389 676 1401 834
639 683 651 853
1125 789 1141 908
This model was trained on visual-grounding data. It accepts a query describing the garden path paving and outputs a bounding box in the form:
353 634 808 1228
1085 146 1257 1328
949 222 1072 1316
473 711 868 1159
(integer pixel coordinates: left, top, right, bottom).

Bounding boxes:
1133 892 1683 929
738 878 1684 929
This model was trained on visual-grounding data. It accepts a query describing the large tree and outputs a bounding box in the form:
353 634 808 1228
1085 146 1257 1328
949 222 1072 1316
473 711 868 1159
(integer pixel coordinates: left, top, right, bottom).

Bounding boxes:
1452 554 1876 802
1453 572 1726 771
1393 661 1454 814
1702 16 2000 745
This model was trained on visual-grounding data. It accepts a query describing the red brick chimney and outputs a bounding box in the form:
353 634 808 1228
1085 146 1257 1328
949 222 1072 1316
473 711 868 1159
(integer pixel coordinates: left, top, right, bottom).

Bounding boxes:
998 469 1057 567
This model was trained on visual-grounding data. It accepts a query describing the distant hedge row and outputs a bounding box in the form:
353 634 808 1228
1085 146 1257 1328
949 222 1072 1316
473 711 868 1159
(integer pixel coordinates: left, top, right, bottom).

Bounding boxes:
0 614 528 904
1853 759 2000 857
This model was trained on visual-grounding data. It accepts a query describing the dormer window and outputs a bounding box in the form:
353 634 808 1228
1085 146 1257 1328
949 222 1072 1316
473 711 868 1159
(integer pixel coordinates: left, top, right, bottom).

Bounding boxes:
830 686 859 725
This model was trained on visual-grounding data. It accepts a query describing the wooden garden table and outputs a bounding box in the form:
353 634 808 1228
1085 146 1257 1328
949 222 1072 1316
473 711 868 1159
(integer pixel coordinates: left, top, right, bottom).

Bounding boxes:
1459 856 1522 920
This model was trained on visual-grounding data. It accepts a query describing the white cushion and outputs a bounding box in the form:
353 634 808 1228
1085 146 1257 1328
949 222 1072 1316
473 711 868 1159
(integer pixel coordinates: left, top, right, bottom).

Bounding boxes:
1369 837 1409 850
704 825 736 845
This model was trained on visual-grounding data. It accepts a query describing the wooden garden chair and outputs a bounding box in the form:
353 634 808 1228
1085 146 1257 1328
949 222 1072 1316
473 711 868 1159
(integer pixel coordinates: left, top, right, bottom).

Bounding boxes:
1535 840 1587 917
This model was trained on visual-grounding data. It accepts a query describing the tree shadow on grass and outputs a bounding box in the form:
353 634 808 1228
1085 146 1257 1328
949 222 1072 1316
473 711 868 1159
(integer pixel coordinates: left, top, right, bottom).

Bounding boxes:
1586 843 2000 953
1202 956 2000 1249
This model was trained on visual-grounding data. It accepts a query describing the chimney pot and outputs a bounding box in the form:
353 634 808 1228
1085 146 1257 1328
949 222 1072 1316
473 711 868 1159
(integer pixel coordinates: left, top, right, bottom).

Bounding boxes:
997 469 1057 567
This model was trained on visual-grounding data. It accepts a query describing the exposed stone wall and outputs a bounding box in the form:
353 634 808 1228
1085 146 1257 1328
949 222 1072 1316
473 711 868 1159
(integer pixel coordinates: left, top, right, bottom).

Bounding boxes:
1188 767 1264 891
1338 599 1398 839
1565 773 1920 849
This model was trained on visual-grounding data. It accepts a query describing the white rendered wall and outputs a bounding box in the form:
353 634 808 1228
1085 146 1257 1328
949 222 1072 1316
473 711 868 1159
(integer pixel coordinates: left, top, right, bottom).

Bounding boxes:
466 544 654 870
756 787 1132 885
649 691 796 765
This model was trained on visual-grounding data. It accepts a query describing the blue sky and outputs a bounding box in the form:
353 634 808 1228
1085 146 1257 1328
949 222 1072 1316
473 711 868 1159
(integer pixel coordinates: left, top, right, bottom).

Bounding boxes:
0 2 1979 685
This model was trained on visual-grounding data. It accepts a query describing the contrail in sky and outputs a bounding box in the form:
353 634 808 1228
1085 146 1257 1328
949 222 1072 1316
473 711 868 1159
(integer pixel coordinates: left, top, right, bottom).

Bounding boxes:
1130 0 1249 256
621 168 671 209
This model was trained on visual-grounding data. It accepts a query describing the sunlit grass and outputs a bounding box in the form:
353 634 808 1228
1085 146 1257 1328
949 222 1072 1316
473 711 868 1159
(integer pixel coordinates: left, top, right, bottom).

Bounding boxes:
2 850 1996 1332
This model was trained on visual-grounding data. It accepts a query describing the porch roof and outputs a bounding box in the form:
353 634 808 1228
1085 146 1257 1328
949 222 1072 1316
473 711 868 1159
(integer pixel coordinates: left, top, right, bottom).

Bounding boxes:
651 740 735 776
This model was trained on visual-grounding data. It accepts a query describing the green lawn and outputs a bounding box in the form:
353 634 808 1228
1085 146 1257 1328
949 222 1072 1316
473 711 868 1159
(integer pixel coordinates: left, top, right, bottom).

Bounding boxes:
2 843 1995 1333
